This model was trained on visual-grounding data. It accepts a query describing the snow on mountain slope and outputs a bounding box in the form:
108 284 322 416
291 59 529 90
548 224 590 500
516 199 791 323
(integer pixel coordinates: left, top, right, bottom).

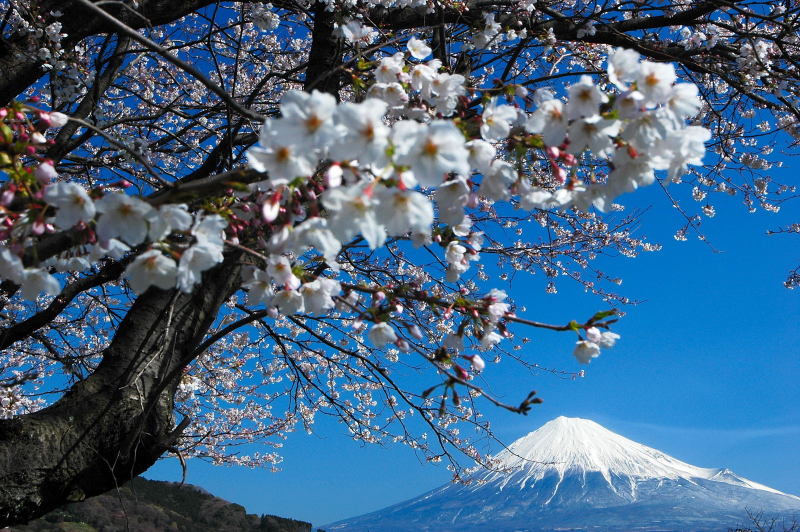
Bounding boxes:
481 416 789 497
326 417 800 532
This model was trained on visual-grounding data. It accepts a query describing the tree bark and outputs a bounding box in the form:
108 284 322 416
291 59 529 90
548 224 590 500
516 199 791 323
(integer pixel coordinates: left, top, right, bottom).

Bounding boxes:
0 255 242 526
0 0 243 104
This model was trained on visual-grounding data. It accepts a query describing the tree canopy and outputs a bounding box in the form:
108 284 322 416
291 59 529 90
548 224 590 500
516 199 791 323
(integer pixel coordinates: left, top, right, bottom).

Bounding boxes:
0 0 797 525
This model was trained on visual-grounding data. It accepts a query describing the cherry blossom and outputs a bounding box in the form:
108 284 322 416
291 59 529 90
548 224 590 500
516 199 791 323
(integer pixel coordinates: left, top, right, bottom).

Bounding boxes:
526 99 569 147
267 256 301 290
273 289 305 315
567 76 607 120
573 340 601 364
322 183 386 249
392 120 470 187
242 269 274 306
368 322 398 348
124 250 178 295
177 243 224 293
481 98 518 141
19 268 60 299
636 62 677 106
299 277 341 314
375 186 433 236
42 182 95 230
95 193 154 246
3 0 789 493
407 37 432 60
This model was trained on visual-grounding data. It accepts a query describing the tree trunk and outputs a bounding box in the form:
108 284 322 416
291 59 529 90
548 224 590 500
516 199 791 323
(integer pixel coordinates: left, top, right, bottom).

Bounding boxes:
0 255 241 526
0 0 231 104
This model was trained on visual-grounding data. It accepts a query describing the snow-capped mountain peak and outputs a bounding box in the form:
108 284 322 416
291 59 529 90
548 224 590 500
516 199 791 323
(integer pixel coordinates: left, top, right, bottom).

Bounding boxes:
484 416 787 497
327 417 800 531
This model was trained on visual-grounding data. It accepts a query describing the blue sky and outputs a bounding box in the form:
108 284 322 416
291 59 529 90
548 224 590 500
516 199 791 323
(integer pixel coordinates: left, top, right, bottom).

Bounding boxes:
146 168 800 527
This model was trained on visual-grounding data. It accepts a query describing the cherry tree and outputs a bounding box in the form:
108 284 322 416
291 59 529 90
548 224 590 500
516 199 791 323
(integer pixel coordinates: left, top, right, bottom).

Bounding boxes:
0 0 797 525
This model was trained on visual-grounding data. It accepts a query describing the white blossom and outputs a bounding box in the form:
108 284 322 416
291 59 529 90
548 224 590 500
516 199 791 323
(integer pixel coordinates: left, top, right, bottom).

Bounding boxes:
526 98 568 146
607 47 641 90
248 119 315 184
20 268 60 299
124 249 178 294
148 203 193 241
95 193 154 246
43 182 95 230
0 247 24 283
267 255 301 290
300 277 341 314
636 61 676 105
291 217 342 265
177 243 223 293
375 53 405 84
322 183 386 249
393 120 470 187
331 99 389 166
368 322 398 347
375 186 433 236
273 289 305 315
436 178 470 226
567 75 607 119
481 98 518 141
586 326 621 348
573 340 601 364
243 269 274 306
407 37 432 60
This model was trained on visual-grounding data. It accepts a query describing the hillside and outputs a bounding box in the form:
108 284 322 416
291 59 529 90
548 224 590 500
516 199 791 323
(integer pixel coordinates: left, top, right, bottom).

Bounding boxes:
5 477 312 532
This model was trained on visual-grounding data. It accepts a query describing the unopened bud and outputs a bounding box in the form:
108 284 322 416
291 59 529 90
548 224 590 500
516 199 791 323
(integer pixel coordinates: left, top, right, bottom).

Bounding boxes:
468 354 485 371
325 164 343 188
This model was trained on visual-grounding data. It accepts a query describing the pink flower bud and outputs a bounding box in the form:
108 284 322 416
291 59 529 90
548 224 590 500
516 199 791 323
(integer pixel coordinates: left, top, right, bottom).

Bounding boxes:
408 325 423 340
32 219 46 235
552 164 567 184
35 162 58 184
468 354 485 371
48 112 69 128
262 197 280 223
454 365 470 380
0 188 15 206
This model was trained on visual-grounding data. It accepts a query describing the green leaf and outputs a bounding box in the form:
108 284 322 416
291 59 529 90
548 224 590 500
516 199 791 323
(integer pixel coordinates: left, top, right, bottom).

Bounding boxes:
591 309 618 321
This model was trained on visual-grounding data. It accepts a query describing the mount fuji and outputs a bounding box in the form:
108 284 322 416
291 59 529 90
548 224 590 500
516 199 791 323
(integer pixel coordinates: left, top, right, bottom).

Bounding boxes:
326 417 800 531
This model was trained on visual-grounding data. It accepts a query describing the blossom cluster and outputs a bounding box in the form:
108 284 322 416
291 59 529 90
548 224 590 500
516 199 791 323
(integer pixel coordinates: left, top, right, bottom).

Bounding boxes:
0 44 710 371
0 102 227 299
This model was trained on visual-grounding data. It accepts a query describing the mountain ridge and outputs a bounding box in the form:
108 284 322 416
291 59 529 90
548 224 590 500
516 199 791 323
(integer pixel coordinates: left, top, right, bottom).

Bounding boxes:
326 417 800 532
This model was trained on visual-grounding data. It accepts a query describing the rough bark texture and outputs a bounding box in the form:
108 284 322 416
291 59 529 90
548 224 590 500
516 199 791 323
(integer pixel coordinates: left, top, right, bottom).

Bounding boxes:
0 256 242 527
304 3 343 95
0 0 239 103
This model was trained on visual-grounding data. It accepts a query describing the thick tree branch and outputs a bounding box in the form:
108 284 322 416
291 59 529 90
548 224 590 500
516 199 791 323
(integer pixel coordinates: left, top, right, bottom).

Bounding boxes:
0 254 242 527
